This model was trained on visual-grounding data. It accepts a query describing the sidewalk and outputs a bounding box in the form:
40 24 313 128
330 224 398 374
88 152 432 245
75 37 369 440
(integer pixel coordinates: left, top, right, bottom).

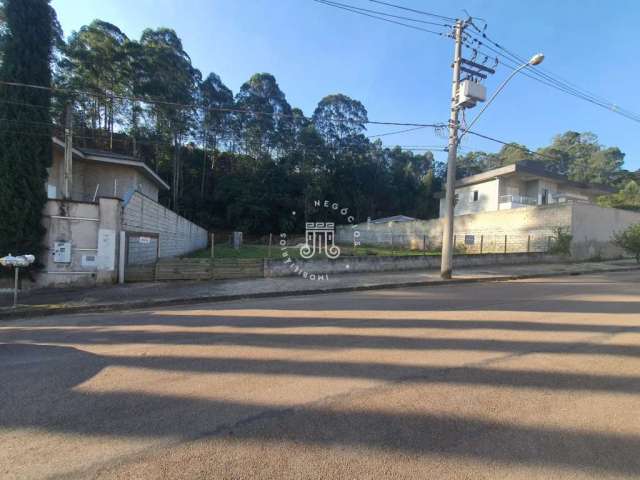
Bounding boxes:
1 259 638 320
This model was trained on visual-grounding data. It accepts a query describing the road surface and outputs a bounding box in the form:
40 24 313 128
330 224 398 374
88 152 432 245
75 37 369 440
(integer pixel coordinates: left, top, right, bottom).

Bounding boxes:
1 270 639 479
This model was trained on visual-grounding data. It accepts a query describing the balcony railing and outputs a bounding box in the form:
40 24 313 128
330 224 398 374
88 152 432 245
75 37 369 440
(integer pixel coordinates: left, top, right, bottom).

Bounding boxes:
498 195 538 206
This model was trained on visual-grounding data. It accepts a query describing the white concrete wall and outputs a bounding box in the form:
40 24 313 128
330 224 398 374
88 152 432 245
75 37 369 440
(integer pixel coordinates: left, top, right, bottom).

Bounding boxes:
39 198 121 287
339 203 572 255
122 192 207 262
570 203 640 259
340 202 640 260
439 178 499 217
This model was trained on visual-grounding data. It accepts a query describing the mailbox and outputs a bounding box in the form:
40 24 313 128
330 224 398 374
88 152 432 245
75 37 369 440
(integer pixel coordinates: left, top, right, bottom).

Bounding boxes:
53 241 72 263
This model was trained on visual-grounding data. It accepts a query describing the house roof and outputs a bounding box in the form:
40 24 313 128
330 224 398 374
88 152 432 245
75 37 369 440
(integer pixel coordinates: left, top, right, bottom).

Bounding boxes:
52 137 170 190
439 160 614 195
369 215 416 224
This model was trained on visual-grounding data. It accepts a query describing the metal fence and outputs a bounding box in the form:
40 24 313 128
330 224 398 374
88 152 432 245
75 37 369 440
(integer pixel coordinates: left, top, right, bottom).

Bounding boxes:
200 231 559 258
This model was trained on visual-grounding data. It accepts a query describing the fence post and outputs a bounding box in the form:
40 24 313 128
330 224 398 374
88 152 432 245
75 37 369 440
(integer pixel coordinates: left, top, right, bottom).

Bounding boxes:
118 231 127 284
268 233 273 258
391 234 394 255
480 234 484 255
527 235 531 253
210 233 215 259
453 235 456 253
423 234 427 255
547 235 552 252
504 234 508 254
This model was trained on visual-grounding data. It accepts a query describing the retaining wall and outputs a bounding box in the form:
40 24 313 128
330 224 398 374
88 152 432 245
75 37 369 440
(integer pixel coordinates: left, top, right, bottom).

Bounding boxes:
264 252 565 278
122 192 207 262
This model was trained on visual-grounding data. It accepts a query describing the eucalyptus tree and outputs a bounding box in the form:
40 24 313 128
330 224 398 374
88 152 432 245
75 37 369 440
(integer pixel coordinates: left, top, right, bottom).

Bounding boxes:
312 93 368 149
58 20 130 148
137 28 201 209
234 73 292 158
198 72 233 197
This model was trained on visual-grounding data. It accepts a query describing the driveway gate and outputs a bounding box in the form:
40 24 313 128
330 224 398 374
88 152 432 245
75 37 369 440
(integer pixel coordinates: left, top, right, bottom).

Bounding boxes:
123 231 159 282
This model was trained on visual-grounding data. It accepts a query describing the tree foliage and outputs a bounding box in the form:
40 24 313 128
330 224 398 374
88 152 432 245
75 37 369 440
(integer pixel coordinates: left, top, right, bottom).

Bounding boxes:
4 5 635 239
0 0 56 257
612 223 640 263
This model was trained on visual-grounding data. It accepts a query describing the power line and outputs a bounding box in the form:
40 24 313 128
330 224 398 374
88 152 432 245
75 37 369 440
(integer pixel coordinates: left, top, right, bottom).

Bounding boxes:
463 29 640 124
465 129 560 164
315 0 452 27
313 0 450 37
0 80 444 129
367 125 431 138
367 0 456 22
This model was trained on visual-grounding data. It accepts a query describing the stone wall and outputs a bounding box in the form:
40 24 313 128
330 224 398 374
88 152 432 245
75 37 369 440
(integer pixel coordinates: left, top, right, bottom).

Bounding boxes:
122 191 207 262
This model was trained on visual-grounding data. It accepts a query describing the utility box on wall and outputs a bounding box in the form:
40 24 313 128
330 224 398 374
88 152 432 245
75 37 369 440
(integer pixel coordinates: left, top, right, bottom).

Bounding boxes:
53 241 72 263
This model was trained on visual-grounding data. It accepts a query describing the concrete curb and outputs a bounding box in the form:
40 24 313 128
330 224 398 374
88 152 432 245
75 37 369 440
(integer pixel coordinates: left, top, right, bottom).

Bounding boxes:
0 265 638 321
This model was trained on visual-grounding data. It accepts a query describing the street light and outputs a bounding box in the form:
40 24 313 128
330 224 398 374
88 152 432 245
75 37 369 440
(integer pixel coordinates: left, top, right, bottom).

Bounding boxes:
1 254 35 307
440 52 544 280
459 53 545 141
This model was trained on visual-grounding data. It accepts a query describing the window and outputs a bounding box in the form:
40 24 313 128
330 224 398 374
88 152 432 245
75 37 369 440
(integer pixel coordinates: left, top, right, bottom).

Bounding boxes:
473 190 479 202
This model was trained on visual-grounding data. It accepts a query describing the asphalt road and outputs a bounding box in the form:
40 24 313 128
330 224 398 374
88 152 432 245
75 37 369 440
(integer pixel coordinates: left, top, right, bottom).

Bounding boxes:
1 270 639 479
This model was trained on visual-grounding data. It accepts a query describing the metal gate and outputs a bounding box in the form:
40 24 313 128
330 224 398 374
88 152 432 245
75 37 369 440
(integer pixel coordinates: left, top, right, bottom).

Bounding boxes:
124 231 159 282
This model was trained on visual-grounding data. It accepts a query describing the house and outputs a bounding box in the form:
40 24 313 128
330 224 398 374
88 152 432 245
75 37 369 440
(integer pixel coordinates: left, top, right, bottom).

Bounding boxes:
336 160 640 259
368 215 416 224
38 138 207 287
437 160 614 218
49 137 169 202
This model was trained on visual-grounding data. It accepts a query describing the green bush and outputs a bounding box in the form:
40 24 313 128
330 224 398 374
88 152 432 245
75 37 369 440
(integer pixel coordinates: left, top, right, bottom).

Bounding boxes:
612 224 640 263
549 227 573 255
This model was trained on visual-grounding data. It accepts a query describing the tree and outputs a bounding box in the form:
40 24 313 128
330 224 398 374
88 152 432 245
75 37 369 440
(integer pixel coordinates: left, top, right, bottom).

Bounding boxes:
612 223 640 263
198 72 233 198
312 93 367 148
137 28 201 210
58 20 130 149
234 73 292 157
0 0 56 258
598 180 640 211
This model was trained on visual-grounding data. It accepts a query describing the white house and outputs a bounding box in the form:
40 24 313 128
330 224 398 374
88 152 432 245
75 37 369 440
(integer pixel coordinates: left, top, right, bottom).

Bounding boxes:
438 160 614 218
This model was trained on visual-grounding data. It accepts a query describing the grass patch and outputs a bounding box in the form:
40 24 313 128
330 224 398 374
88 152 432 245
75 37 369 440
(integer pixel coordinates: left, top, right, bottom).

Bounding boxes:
187 242 439 259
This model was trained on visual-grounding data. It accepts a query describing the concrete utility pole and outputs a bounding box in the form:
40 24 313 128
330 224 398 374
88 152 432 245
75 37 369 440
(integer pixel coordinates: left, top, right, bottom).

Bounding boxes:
63 103 73 199
440 19 464 279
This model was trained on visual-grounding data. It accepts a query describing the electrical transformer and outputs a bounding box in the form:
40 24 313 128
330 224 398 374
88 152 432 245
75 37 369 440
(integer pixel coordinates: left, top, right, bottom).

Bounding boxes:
456 80 486 109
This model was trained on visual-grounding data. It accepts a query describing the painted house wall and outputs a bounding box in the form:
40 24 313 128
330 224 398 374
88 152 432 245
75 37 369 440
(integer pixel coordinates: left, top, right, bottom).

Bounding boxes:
439 178 499 217
48 148 160 202
40 198 121 287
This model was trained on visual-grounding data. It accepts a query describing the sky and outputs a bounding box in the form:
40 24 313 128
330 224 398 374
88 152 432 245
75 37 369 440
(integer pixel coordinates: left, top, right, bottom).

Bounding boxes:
50 0 640 170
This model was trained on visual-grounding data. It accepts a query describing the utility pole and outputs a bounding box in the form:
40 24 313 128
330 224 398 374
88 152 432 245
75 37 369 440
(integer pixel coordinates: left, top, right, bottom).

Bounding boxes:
63 103 73 199
440 19 464 279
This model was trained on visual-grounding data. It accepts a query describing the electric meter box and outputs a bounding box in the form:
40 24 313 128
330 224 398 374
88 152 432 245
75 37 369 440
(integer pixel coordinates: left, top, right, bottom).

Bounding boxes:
456 80 486 108
53 241 72 263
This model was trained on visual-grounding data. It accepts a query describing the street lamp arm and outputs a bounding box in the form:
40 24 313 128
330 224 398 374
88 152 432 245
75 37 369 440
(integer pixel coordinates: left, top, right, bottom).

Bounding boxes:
458 63 528 142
